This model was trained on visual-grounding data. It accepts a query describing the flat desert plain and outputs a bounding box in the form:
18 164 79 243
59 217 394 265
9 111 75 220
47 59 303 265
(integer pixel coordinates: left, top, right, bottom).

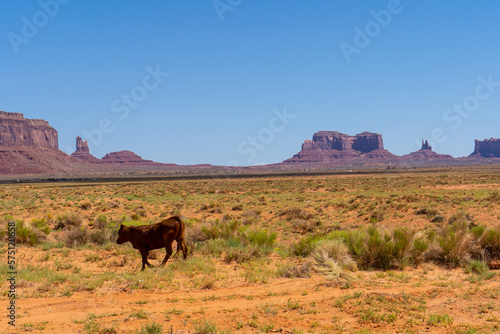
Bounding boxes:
1 168 500 333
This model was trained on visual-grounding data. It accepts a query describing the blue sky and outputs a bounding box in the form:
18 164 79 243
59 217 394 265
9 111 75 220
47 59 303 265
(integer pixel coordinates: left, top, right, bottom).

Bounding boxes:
2 1 500 165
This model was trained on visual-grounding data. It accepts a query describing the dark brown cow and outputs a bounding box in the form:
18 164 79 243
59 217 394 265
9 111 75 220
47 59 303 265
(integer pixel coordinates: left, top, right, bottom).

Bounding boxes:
116 216 188 271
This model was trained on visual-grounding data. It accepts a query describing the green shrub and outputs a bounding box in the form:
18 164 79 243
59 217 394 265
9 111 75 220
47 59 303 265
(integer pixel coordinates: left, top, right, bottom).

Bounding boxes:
133 322 164 334
292 234 323 257
16 221 40 246
436 222 475 267
465 260 490 275
31 218 51 234
200 219 240 241
244 228 276 254
358 227 425 270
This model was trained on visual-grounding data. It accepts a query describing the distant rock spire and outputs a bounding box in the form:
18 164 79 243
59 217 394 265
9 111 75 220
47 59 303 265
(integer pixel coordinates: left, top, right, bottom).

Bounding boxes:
75 136 89 153
421 140 432 150
71 136 100 162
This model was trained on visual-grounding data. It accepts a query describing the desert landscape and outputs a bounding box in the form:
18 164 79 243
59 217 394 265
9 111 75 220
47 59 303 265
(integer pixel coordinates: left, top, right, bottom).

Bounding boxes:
1 168 499 333
3 2 500 333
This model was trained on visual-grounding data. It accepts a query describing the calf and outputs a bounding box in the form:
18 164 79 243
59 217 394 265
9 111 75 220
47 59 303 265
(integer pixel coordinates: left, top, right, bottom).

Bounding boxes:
116 216 188 271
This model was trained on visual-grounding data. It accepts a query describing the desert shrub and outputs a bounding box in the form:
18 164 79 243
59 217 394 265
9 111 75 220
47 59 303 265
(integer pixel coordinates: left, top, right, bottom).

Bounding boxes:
292 234 323 257
278 261 312 278
277 207 314 221
477 227 500 259
433 221 476 267
65 227 89 247
231 204 243 211
15 221 41 246
291 219 322 234
197 238 230 257
327 230 365 258
94 214 108 229
31 218 51 234
448 211 474 227
358 227 425 270
185 224 206 244
199 202 222 213
244 228 277 254
312 240 357 280
241 209 260 225
313 239 357 272
369 210 384 223
200 219 240 241
415 207 444 223
55 212 83 230
131 207 147 220
89 227 117 245
224 244 262 263
79 201 92 210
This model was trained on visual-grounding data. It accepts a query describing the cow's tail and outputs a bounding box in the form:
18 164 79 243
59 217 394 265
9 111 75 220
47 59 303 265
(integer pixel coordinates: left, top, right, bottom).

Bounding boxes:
171 216 188 259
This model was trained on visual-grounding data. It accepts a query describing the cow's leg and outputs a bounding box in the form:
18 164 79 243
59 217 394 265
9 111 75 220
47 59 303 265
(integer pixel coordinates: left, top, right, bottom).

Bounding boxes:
140 250 153 271
181 241 188 260
161 242 174 265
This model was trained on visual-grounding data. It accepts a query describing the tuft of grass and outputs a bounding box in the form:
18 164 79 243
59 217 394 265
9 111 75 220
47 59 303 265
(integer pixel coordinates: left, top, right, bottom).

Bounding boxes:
129 309 150 319
194 317 217 334
427 313 453 326
132 322 164 334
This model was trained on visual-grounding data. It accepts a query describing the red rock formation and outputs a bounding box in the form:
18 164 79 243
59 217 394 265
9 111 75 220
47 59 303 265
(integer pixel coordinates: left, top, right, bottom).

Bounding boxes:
0 111 89 174
470 138 500 158
0 111 58 150
75 136 89 153
70 136 101 163
101 150 158 165
402 139 453 161
421 140 432 150
284 131 396 164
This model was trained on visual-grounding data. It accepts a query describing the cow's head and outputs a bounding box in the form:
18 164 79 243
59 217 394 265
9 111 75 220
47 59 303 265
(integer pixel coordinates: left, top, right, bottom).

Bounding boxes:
116 224 129 244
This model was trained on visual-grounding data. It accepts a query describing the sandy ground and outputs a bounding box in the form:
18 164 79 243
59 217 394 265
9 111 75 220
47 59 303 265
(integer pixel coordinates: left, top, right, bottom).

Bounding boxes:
3 261 499 333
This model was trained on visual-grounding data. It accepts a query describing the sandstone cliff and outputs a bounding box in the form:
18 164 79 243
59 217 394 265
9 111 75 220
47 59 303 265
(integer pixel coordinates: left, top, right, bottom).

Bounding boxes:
470 138 500 158
284 131 396 164
0 111 87 174
0 111 58 150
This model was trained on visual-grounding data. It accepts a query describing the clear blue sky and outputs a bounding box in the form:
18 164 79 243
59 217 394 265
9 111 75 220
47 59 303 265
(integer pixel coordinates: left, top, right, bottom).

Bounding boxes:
2 1 500 165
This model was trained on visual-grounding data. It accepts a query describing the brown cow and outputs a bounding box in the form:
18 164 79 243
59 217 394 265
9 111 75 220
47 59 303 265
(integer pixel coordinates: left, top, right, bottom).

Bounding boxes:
116 216 188 271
